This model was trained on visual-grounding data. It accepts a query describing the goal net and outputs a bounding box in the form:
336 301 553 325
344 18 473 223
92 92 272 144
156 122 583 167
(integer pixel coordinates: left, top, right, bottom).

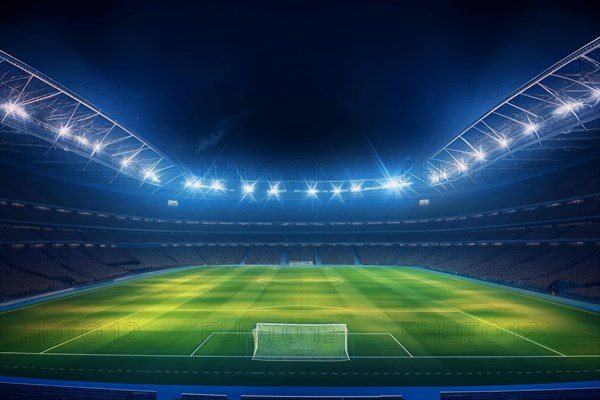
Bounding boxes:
289 261 313 266
252 323 349 361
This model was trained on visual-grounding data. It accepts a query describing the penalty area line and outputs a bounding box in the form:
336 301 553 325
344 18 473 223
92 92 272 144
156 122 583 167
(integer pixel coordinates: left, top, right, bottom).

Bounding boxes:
39 309 145 354
1 351 598 359
388 333 413 357
190 332 215 356
458 310 566 357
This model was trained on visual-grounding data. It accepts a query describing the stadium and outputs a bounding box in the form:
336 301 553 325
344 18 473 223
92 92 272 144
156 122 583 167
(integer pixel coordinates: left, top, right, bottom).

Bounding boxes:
0 3 599 400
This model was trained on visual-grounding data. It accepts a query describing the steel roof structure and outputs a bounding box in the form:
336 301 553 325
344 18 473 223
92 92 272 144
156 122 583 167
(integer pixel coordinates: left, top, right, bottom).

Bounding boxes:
0 50 185 189
1 38 599 201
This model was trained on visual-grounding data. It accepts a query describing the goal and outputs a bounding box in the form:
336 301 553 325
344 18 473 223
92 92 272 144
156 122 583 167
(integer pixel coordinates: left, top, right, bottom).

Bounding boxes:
289 261 314 266
252 323 349 361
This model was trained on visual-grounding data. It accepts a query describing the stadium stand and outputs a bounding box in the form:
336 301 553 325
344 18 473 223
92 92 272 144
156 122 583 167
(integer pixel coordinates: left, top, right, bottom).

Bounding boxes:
286 244 316 263
0 190 598 301
177 394 228 400
240 396 403 400
319 245 356 265
439 387 600 399
0 382 156 400
245 245 282 265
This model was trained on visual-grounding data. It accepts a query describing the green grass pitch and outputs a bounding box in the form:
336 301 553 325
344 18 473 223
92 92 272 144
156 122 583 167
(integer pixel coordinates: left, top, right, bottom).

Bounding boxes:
1 266 599 387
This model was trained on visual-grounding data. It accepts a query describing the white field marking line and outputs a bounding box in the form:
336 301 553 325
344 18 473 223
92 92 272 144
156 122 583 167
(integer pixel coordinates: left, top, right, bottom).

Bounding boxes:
172 309 458 313
190 332 215 356
429 270 600 316
39 309 145 354
248 304 350 312
1 351 248 358
458 310 566 357
256 278 344 286
388 333 413 357
216 331 391 336
2 351 599 359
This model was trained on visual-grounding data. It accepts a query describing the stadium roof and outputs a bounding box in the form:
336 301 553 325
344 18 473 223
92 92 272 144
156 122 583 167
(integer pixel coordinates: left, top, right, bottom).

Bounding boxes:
1 38 599 202
0 50 186 188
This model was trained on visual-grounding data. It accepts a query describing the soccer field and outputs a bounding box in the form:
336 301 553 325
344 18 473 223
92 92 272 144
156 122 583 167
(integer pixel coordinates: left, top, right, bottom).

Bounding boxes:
1 266 599 387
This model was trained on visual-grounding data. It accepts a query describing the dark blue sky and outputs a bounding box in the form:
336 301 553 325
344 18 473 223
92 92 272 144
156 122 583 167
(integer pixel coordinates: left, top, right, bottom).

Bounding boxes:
1 0 599 180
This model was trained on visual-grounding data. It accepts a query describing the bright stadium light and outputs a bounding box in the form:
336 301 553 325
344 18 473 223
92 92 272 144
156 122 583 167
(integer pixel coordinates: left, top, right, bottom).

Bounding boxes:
350 183 362 193
185 178 201 189
384 178 400 189
473 149 485 161
267 184 280 197
210 180 225 191
524 123 539 135
144 170 160 183
385 177 410 189
121 157 133 168
592 89 600 101
456 160 468 172
332 185 342 196
553 100 584 117
497 137 510 149
306 185 318 197
58 126 71 137
75 135 89 146
92 142 102 154
242 183 255 194
1 102 28 119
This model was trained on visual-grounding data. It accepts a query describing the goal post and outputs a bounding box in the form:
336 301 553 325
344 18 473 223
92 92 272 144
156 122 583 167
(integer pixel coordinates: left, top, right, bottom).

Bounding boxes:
288 261 313 266
252 323 349 361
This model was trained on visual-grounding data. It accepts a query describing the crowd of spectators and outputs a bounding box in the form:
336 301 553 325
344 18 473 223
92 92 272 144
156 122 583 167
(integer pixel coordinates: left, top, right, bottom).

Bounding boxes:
319 245 355 265
1 191 598 302
2 242 598 301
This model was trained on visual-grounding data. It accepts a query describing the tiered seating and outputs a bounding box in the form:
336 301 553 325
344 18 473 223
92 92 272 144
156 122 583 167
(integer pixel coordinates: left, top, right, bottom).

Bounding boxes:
287 244 315 263
0 382 156 400
0 260 65 297
51 247 128 281
245 245 282 265
320 245 355 264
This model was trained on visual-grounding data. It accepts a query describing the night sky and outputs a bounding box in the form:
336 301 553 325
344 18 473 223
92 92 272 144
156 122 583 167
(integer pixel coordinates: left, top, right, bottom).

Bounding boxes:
1 0 599 181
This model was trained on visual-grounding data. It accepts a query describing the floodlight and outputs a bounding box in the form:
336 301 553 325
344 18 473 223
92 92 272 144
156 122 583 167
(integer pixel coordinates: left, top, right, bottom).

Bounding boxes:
385 178 399 189
385 177 410 189
1 102 28 119
121 157 132 168
456 160 467 172
75 136 89 146
267 184 280 196
524 123 538 135
497 137 509 149
332 186 342 195
473 149 485 161
144 170 160 183
350 183 362 193
58 126 71 137
306 186 318 197
92 142 102 153
210 180 224 191
553 100 584 117
242 183 255 194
